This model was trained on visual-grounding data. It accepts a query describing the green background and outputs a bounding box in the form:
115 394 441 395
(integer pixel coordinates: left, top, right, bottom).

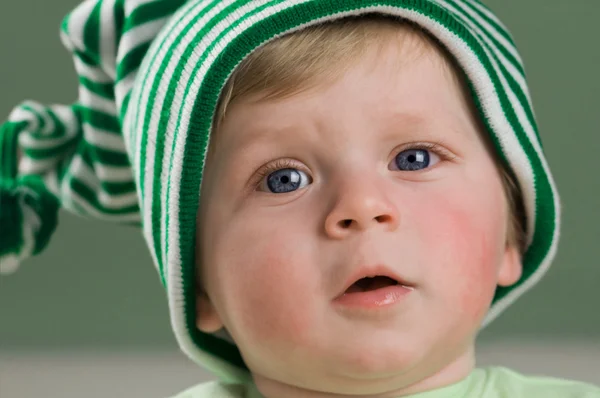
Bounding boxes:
1 0 598 351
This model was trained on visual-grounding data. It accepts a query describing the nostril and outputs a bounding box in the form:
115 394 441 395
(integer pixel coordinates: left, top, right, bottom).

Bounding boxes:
375 214 392 223
341 219 352 228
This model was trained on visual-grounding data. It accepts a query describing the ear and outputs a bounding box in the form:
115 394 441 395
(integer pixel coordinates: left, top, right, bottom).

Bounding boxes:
497 244 523 287
196 289 224 333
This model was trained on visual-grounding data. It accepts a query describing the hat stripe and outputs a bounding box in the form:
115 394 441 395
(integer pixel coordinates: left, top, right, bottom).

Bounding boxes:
446 0 539 133
466 0 517 53
99 0 118 79
463 0 524 66
157 0 248 285
129 0 217 283
442 0 528 96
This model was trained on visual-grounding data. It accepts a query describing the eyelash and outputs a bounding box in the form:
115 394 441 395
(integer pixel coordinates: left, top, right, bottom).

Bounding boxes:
251 142 455 190
252 158 302 189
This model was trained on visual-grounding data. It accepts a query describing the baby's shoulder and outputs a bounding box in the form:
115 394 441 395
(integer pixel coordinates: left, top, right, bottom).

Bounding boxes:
482 366 600 397
168 380 250 398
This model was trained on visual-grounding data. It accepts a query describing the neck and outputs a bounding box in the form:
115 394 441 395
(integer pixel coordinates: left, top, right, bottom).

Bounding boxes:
251 345 476 398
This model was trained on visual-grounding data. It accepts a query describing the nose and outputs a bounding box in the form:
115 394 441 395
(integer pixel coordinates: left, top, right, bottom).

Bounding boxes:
324 169 400 239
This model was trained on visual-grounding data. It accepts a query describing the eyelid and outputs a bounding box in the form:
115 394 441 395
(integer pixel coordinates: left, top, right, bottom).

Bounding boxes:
250 158 309 193
394 141 457 162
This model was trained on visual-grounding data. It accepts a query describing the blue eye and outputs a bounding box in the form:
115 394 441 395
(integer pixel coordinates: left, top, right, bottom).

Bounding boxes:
394 148 436 171
257 146 443 194
264 168 310 193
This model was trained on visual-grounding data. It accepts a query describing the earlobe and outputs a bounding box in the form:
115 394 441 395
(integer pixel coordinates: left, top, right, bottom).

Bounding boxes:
497 244 523 287
196 290 224 333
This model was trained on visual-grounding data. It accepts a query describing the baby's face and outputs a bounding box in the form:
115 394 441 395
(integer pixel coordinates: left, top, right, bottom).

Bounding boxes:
195 40 522 397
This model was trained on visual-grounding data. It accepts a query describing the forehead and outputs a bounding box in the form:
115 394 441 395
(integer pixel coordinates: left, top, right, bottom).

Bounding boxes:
209 41 475 158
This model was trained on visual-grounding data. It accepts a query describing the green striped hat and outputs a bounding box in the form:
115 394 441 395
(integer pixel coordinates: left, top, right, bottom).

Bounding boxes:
0 0 560 383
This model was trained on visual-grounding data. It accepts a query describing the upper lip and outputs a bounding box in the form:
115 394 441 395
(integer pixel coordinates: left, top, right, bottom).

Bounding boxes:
335 263 415 298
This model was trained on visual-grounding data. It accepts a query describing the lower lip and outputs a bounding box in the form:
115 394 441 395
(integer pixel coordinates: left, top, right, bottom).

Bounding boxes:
333 285 413 309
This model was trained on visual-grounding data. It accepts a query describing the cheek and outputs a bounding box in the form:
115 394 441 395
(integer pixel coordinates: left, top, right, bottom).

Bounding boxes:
415 185 506 322
207 215 319 348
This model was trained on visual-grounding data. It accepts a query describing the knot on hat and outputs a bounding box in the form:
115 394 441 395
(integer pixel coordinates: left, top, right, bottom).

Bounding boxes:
0 0 184 273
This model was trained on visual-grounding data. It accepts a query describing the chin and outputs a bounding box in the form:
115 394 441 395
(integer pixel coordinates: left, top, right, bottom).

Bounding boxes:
332 344 419 378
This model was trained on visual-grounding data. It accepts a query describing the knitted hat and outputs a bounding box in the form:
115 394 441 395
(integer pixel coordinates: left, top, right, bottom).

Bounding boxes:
0 0 560 383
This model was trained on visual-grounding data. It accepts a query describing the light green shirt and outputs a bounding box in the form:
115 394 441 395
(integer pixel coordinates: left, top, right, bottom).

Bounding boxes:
170 367 600 398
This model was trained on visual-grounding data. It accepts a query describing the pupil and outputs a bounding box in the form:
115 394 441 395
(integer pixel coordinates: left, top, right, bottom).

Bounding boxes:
266 168 304 194
395 149 430 171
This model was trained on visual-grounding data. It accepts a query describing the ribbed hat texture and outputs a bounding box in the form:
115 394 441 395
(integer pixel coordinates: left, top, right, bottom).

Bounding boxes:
0 0 560 383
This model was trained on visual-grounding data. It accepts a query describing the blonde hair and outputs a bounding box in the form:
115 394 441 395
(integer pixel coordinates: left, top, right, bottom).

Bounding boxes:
211 13 526 254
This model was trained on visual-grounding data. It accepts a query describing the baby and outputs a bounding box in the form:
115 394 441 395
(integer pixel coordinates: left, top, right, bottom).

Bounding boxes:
194 15 527 397
0 1 598 397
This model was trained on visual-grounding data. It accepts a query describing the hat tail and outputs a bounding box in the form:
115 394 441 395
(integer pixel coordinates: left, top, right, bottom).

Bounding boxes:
0 0 183 273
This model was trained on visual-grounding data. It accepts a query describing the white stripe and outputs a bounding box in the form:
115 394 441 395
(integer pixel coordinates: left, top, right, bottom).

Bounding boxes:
67 155 101 191
0 191 40 274
64 189 142 222
99 0 117 79
42 169 60 198
115 68 138 116
465 0 518 54
18 132 71 150
116 18 169 64
446 0 523 68
0 255 21 275
438 0 532 104
80 85 118 116
18 156 59 175
51 105 81 138
8 106 39 130
60 0 113 84
94 163 134 183
83 123 128 152
62 0 97 54
98 190 139 209
72 55 113 83
66 157 139 209
21 102 55 136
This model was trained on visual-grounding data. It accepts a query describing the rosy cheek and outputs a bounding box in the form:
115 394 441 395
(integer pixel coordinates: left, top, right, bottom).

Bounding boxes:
223 231 316 346
454 255 498 323
417 193 502 323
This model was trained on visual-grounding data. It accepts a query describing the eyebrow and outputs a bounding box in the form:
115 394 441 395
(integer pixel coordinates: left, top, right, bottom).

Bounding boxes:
219 109 470 163
222 122 311 157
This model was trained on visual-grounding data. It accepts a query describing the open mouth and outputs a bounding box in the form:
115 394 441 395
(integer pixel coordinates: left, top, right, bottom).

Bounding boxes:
344 276 399 294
